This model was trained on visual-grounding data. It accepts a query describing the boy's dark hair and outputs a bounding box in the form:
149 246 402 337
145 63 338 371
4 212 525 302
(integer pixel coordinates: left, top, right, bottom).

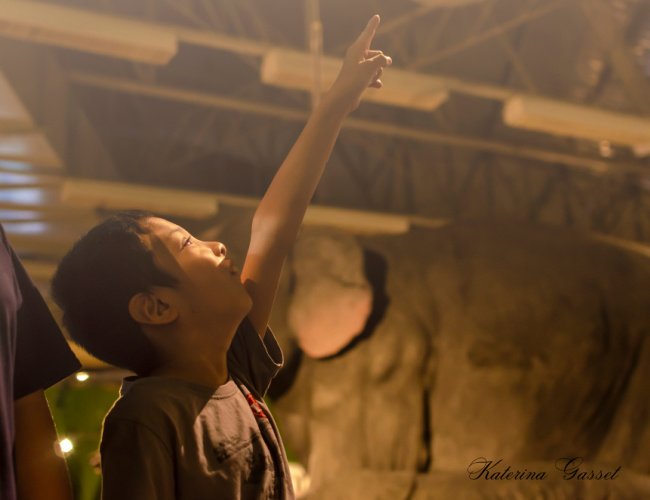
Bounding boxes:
51 211 178 375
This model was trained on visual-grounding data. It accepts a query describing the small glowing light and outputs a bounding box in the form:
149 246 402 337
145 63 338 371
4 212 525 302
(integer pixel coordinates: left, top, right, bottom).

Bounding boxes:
75 371 90 382
59 438 74 454
599 140 613 158
288 462 311 498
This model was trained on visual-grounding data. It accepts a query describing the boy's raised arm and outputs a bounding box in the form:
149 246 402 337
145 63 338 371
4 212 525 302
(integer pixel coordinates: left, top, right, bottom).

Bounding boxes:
241 15 391 337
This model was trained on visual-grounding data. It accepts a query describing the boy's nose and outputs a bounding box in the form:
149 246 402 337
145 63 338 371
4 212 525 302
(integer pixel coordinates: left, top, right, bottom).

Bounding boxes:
204 241 226 257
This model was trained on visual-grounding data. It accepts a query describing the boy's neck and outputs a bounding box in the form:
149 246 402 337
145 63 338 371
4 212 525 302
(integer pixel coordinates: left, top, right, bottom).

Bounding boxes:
149 351 230 389
145 316 242 389
149 329 233 389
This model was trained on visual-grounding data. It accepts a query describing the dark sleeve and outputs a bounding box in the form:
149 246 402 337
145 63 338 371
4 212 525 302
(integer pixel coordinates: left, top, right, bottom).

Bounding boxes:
12 248 80 400
227 317 283 398
100 418 175 500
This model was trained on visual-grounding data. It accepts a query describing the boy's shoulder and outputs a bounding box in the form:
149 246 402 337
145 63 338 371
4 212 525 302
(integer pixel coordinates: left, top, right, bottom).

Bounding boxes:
105 376 231 427
101 376 249 455
106 377 206 425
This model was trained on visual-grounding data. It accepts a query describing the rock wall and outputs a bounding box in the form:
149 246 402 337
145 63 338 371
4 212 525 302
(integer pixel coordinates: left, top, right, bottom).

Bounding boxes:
271 223 650 499
201 216 650 498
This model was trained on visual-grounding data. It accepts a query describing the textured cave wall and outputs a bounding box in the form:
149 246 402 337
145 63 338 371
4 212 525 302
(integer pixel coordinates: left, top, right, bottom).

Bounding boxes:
275 223 650 499
201 216 650 499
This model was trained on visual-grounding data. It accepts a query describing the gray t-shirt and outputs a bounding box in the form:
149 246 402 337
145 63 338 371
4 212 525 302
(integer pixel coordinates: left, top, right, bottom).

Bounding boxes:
100 319 294 500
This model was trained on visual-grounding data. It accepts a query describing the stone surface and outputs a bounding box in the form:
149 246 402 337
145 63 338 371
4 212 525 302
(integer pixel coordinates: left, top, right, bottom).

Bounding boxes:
271 223 650 499
288 230 373 358
202 217 650 498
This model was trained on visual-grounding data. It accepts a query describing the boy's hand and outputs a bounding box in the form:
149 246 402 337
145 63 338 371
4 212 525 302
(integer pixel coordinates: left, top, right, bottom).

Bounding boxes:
243 16 390 338
325 15 392 114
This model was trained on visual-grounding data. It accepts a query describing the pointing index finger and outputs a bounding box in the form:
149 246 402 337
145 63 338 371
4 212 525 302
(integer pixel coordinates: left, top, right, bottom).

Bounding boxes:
355 14 380 53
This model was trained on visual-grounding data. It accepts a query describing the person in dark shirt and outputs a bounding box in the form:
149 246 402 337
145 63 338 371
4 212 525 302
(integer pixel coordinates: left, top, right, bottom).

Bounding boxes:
51 15 390 499
0 225 81 500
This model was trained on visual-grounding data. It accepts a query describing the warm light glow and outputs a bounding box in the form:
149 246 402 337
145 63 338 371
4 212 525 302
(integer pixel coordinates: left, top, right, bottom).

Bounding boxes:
634 143 650 158
75 371 90 382
261 49 449 112
599 140 613 158
303 205 410 234
61 178 220 218
288 462 311 498
59 438 74 454
0 1 178 64
503 94 650 147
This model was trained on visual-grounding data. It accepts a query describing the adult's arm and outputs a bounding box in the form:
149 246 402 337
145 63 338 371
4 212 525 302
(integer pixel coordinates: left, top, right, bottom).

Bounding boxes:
14 390 73 500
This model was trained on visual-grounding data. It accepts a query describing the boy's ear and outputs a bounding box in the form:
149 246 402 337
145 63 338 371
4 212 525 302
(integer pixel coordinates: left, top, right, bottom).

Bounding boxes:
128 291 178 326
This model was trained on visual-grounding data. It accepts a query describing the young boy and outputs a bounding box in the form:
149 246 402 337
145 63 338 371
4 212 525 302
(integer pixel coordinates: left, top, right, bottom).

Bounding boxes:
52 15 390 500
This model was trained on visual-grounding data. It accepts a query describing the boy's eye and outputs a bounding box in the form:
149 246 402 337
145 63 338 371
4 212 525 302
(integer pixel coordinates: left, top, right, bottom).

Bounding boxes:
182 236 193 249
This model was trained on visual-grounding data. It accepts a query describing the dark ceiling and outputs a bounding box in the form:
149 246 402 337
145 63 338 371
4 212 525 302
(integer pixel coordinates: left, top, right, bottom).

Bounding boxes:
2 0 650 252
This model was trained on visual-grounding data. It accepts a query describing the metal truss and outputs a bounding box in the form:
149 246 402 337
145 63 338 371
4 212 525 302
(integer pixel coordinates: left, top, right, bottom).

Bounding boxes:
9 0 648 249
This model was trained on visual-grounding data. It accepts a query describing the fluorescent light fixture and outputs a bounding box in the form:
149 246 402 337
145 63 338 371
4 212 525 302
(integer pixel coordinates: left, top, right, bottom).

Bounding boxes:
0 1 178 64
214 192 412 234
503 95 650 148
0 209 47 221
303 205 410 234
0 187 52 206
0 132 62 168
61 178 219 218
261 49 448 111
0 221 50 235
0 171 60 188
62 178 410 233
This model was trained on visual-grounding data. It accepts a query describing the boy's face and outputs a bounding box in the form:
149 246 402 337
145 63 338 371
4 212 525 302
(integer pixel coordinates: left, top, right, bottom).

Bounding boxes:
140 217 252 332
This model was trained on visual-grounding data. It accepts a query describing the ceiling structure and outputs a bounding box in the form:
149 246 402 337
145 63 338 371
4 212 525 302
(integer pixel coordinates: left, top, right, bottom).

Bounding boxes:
1 0 650 292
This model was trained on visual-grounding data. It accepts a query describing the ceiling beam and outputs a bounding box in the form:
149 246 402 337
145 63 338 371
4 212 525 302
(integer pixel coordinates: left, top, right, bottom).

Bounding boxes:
0 0 178 64
0 41 118 178
68 71 649 178
3 2 645 119
408 0 569 69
